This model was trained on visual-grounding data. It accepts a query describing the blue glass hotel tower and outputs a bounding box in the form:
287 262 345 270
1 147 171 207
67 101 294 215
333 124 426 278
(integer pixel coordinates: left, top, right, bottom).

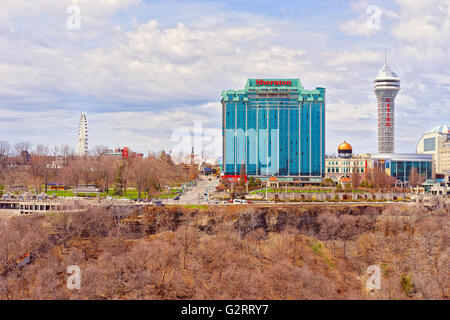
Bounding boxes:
221 79 325 182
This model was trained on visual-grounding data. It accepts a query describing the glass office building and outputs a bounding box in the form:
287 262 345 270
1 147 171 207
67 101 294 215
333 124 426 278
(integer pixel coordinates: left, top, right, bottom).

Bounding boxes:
221 79 325 182
371 153 433 182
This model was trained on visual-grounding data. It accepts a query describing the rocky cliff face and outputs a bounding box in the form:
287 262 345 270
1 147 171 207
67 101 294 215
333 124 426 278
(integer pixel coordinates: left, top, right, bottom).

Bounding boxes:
135 204 385 241
1 203 447 299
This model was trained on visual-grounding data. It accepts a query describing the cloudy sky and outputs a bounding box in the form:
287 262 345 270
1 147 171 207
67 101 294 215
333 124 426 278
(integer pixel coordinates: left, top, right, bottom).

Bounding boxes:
0 0 449 157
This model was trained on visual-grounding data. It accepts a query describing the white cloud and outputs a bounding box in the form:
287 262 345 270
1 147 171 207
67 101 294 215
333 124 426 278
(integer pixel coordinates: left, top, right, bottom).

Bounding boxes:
340 1 380 36
0 0 448 156
340 18 379 36
327 50 382 66
391 0 450 45
340 1 399 36
422 73 450 85
0 0 142 18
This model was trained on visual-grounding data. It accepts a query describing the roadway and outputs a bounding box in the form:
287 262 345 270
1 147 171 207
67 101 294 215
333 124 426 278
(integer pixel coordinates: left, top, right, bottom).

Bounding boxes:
175 175 219 205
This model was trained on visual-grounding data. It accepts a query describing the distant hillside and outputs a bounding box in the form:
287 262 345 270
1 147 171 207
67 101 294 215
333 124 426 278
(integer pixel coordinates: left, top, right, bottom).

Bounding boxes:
0 204 448 299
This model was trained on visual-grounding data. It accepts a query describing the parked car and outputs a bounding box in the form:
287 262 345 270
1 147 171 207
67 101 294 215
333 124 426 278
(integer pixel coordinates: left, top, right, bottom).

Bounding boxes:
153 200 164 207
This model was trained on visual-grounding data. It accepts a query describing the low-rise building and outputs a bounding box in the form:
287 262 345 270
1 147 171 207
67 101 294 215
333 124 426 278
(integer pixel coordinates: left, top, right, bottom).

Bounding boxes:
438 139 450 175
103 147 144 159
47 156 66 169
371 153 433 183
423 173 450 195
416 124 450 174
325 142 371 181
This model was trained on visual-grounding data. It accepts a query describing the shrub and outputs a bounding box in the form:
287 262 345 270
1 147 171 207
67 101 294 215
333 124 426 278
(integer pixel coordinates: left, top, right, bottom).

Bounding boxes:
309 239 323 255
381 263 389 278
401 273 415 297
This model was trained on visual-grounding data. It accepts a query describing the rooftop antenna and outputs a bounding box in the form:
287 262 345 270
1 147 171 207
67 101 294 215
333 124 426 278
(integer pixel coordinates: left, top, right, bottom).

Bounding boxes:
384 48 387 65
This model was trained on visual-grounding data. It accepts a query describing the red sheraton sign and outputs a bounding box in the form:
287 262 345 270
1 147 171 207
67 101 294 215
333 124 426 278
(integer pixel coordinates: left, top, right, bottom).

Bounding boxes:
256 79 292 86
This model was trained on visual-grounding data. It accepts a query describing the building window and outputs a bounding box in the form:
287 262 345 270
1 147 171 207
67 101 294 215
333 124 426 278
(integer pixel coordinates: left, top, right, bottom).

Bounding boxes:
424 137 436 152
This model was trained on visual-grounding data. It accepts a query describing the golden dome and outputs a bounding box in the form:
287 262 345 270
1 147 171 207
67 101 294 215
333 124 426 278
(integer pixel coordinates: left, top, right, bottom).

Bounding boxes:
338 141 352 151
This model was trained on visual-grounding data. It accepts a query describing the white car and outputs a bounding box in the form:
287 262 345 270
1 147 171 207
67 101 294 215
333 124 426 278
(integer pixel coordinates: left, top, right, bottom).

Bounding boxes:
233 199 247 204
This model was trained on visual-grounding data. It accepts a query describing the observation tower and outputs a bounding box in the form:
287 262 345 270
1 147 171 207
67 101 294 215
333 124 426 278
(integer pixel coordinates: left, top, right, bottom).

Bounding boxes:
374 54 400 153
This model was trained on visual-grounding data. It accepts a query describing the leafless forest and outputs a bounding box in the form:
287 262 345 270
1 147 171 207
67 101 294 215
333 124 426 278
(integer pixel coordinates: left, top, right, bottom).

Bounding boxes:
0 204 448 300
0 141 191 196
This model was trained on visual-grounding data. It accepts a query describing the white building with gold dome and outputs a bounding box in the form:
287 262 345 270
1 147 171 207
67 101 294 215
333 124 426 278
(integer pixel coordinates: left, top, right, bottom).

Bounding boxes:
325 142 372 180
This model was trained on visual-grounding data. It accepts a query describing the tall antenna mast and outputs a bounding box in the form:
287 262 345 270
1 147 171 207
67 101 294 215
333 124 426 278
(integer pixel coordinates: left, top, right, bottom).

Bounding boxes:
384 48 387 65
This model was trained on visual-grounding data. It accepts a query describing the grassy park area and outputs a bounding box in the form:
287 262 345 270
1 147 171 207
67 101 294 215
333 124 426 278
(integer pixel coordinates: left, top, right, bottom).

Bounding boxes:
44 187 182 200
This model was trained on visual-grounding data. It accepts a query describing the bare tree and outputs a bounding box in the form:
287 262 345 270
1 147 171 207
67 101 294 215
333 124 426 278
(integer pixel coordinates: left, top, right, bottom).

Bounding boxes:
408 167 419 187
0 141 11 183
29 155 47 194
92 145 109 158
60 158 84 188
14 141 32 156
0 141 11 159
91 156 118 193
373 166 385 190
123 158 153 199
34 145 54 192
176 225 199 269
35 144 49 156
14 142 32 164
